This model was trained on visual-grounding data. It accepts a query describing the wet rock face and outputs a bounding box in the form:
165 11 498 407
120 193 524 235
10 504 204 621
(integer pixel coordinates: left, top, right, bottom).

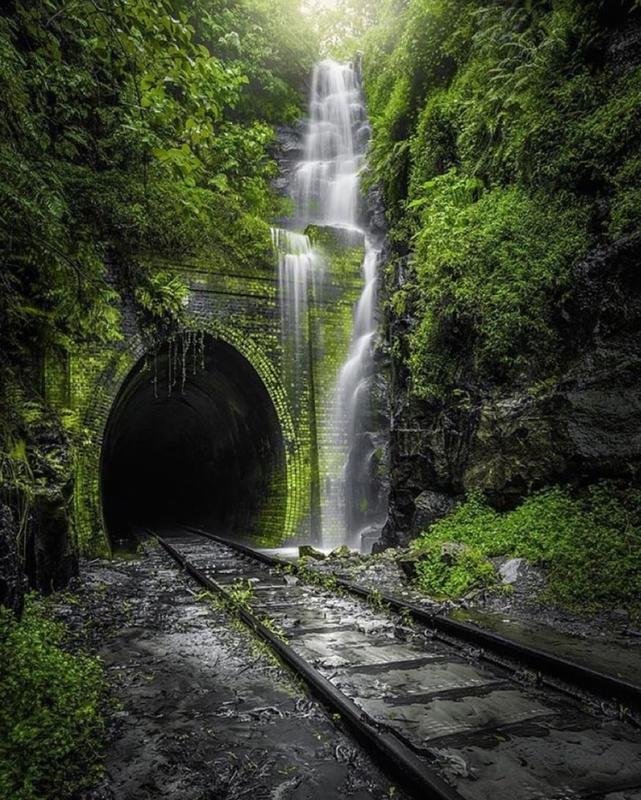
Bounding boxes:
411 491 456 538
23 417 78 594
271 123 305 199
364 182 387 239
372 20 641 550
25 495 78 595
380 226 641 548
0 504 23 615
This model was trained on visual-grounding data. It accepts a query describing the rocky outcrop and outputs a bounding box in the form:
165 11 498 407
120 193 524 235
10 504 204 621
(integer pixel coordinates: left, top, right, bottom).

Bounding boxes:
0 504 23 616
271 123 305 202
25 493 77 595
23 414 78 594
380 231 641 548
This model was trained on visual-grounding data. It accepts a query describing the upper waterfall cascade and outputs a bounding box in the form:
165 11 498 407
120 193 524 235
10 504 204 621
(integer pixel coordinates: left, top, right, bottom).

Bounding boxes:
294 60 366 228
272 59 382 549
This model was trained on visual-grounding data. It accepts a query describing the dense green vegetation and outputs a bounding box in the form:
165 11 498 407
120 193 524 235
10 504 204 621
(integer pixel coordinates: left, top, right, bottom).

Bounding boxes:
308 0 378 59
362 0 641 398
0 0 316 549
410 483 641 613
0 0 315 468
0 3 316 793
1 2 640 789
0 0 314 374
360 0 641 615
0 596 106 799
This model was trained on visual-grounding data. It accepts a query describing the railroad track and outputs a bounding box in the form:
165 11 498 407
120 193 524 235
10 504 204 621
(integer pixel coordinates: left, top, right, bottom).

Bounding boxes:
152 527 641 800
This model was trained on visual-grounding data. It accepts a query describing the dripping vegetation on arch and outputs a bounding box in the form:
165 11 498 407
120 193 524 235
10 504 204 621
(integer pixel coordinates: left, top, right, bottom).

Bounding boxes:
0 1 315 797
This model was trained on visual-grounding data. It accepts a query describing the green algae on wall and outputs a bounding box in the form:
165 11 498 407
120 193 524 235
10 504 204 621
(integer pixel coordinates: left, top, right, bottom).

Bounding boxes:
307 228 365 513
45 227 365 557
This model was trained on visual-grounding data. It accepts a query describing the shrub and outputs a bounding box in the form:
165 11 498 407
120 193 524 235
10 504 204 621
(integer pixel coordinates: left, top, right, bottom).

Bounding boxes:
363 0 641 399
0 597 105 800
411 483 641 612
408 175 590 397
413 539 497 598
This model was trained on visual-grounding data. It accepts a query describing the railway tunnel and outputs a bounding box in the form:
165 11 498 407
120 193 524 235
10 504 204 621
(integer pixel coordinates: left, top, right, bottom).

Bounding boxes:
100 335 287 545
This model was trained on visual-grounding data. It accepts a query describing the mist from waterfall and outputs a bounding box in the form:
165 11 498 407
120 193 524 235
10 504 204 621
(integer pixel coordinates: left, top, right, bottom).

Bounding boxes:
272 58 381 549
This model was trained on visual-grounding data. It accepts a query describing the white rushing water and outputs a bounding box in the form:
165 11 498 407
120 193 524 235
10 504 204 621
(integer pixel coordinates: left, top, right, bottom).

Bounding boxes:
294 60 365 227
271 228 319 353
273 59 380 548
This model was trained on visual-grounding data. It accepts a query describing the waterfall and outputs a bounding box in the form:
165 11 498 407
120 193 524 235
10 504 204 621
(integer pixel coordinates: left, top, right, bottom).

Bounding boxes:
294 60 365 227
271 228 319 350
273 59 381 549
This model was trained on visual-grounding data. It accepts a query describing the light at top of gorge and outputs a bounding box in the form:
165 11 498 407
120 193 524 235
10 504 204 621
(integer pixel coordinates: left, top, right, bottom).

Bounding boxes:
301 0 338 12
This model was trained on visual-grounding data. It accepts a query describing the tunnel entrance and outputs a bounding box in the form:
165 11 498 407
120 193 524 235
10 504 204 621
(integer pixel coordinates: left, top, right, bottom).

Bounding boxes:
100 336 287 545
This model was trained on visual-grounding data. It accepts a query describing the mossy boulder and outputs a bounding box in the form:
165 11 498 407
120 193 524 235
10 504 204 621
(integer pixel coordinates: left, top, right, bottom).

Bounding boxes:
298 545 326 561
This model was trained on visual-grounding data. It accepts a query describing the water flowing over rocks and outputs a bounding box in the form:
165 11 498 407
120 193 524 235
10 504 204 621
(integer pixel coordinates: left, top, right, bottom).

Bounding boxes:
272 59 389 549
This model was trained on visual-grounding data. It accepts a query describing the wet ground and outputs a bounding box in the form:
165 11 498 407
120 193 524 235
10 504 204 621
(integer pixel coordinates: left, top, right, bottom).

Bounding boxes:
52 543 403 800
161 531 641 800
284 547 641 689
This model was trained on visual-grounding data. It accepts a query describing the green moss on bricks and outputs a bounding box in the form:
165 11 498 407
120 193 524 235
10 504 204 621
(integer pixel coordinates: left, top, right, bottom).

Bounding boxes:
61 234 365 556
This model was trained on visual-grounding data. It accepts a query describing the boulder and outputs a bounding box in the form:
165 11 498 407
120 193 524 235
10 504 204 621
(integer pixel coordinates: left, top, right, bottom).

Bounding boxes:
410 491 456 537
396 551 423 580
396 541 469 579
498 557 525 585
360 523 382 555
329 545 352 559
439 541 469 566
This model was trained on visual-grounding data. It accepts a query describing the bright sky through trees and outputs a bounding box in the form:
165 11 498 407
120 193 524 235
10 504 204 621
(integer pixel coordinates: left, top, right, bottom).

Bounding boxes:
301 0 338 12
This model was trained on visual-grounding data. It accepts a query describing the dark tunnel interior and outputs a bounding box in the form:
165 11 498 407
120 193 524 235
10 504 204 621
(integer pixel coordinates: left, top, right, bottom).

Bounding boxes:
100 336 287 544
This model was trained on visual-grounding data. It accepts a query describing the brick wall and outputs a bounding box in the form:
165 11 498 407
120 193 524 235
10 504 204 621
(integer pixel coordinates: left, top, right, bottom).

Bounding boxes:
44 248 362 555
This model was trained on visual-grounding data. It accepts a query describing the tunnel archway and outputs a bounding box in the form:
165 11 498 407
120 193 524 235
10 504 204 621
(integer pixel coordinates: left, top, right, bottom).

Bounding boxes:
100 335 287 544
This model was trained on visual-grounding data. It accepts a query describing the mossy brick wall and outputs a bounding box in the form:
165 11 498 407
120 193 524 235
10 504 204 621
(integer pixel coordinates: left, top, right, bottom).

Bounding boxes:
43 248 363 556
312 252 364 542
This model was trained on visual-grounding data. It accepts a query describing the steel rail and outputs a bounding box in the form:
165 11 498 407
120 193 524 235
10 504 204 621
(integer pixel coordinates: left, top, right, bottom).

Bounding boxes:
180 524 641 714
152 531 463 800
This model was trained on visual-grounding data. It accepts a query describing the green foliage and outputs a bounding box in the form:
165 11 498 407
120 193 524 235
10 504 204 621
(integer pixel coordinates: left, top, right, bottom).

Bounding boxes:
0 0 315 375
413 539 497 599
0 596 105 800
305 0 379 59
135 271 189 322
203 0 317 122
408 176 590 396
0 0 316 540
227 579 254 608
411 483 641 612
363 0 641 398
0 392 72 553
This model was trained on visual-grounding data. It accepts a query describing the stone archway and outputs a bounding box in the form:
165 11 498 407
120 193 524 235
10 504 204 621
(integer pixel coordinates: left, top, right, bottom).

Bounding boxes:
73 322 306 554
